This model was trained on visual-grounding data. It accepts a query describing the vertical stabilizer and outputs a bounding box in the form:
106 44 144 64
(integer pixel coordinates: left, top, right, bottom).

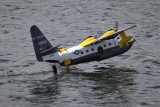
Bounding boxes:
30 25 53 61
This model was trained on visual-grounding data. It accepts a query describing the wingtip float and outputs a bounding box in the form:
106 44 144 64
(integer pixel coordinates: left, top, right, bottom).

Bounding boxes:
30 23 137 74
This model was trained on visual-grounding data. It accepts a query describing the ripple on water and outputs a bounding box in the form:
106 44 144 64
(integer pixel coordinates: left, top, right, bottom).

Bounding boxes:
143 59 160 65
119 55 130 60
2 30 9 34
6 4 21 11
148 85 160 89
0 59 10 63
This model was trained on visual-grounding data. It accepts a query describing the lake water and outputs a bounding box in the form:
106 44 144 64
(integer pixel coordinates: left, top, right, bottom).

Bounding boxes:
0 0 160 107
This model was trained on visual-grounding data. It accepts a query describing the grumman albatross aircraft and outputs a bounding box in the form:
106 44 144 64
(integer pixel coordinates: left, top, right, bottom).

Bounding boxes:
30 23 137 74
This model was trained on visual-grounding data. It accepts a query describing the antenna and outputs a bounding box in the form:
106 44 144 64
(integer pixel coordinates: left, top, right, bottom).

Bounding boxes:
115 21 118 31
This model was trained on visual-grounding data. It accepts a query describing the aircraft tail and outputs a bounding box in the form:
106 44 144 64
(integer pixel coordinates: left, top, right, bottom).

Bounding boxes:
30 25 57 61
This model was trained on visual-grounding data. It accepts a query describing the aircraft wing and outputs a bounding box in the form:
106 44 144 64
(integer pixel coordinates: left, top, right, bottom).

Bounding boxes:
82 25 137 47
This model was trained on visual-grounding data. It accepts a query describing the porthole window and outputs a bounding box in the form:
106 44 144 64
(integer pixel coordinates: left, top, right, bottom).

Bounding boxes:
117 37 120 39
81 52 83 54
109 43 111 45
86 50 89 53
104 44 106 47
91 48 94 51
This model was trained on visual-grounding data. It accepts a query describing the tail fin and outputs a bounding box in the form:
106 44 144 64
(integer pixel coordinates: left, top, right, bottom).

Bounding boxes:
30 25 55 61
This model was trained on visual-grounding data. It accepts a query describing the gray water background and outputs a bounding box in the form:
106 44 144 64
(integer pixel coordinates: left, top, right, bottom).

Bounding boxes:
0 0 160 107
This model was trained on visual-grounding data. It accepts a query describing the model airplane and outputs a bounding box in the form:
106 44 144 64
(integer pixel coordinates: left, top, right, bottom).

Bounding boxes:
30 22 137 74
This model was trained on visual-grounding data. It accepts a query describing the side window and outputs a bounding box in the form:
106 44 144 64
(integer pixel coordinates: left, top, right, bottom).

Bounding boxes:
91 48 94 51
104 44 106 47
86 50 89 53
98 46 103 53
81 51 83 54
109 43 111 45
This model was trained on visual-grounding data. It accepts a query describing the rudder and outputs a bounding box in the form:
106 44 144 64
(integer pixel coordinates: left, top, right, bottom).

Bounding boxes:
30 25 53 61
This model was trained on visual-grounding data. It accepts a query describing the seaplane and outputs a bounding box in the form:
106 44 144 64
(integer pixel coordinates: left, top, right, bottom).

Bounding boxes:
30 22 137 74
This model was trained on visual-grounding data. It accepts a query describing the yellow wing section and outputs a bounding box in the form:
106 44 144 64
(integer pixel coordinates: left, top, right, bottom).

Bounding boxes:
98 29 115 39
79 36 96 47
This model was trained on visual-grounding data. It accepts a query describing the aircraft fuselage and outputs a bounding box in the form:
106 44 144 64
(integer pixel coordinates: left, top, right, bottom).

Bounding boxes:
42 36 135 66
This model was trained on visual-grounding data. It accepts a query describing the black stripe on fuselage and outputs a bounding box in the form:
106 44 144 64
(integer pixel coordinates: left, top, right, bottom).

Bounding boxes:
59 40 134 66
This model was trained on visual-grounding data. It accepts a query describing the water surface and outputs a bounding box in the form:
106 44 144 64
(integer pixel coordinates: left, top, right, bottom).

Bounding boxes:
0 0 160 107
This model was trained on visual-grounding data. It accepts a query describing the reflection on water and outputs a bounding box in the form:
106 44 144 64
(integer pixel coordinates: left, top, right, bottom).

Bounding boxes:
27 67 136 106
28 77 59 104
